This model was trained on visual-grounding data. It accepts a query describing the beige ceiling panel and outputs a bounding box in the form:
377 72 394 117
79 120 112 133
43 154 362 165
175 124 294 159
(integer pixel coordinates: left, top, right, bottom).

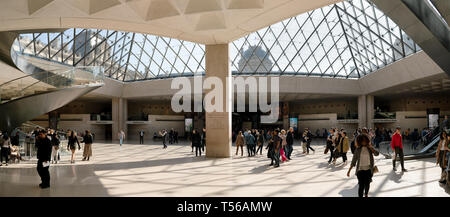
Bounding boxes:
0 0 29 18
60 17 183 38
184 0 222 15
27 0 55 15
227 0 264 10
146 0 180 21
195 12 226 31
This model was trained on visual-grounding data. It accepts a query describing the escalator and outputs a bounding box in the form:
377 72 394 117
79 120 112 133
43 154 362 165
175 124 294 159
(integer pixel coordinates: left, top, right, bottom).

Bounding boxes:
0 32 104 132
378 125 443 160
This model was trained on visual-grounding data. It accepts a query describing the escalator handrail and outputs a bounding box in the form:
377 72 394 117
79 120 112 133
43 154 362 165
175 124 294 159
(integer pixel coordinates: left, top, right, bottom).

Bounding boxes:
0 68 69 88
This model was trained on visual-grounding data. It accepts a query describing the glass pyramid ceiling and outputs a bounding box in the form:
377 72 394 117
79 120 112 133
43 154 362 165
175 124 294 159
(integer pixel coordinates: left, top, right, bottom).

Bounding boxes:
15 0 420 81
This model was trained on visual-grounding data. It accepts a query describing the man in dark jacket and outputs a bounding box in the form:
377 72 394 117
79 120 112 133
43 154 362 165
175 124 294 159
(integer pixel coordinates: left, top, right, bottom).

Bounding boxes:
36 130 52 189
286 127 294 160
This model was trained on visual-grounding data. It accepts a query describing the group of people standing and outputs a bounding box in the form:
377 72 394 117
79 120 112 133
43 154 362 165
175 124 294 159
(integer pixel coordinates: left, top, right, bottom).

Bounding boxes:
325 128 350 166
235 128 296 167
190 128 206 156
0 130 23 166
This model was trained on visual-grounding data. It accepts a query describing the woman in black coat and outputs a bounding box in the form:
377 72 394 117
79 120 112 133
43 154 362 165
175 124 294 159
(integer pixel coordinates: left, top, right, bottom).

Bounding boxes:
192 129 202 157
67 131 80 164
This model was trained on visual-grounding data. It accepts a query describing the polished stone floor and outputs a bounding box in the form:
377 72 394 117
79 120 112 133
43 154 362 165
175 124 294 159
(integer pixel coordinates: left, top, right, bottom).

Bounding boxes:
0 140 449 197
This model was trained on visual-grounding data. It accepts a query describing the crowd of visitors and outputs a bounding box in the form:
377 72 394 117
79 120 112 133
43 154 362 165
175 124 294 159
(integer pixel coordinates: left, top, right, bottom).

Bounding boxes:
2 115 449 195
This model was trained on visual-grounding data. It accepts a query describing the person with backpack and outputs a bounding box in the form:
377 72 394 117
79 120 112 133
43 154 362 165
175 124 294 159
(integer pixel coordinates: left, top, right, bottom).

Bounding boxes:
50 130 60 164
304 128 315 154
82 130 94 161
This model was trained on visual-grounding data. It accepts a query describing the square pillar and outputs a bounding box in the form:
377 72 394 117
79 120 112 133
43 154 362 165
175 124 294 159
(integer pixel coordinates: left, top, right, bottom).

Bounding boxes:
205 44 232 158
112 97 127 140
366 95 374 129
358 95 367 128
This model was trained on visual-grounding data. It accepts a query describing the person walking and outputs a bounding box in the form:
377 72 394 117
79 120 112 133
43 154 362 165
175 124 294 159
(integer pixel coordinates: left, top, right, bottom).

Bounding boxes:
280 130 288 162
82 130 94 161
347 133 380 197
191 129 202 157
0 133 11 166
139 130 145 144
67 131 81 164
304 128 315 154
160 130 168 149
201 128 206 152
118 130 125 147
336 131 350 165
265 130 273 159
326 128 335 164
245 130 256 157
169 128 174 144
174 130 179 144
286 127 294 160
410 128 420 150
436 131 449 184
256 130 265 155
50 130 60 164
270 130 281 168
391 127 407 172
235 131 245 156
36 130 52 189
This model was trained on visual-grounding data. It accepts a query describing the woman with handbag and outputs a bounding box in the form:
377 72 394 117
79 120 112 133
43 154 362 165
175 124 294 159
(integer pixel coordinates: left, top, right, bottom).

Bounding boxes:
347 133 379 197
436 131 449 184
336 131 350 165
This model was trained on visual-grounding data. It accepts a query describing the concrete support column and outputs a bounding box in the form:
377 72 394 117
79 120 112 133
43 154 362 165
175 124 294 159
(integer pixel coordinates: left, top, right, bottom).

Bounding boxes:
358 95 367 128
366 95 374 129
112 97 127 140
358 95 374 129
205 44 232 158
282 102 289 130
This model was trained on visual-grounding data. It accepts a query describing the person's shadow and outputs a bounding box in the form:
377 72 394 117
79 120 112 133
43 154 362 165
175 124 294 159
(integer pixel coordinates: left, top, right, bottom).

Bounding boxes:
338 184 359 197
389 170 404 183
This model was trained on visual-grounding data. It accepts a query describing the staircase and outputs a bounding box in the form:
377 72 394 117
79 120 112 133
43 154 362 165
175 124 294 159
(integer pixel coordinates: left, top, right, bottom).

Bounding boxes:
0 35 104 132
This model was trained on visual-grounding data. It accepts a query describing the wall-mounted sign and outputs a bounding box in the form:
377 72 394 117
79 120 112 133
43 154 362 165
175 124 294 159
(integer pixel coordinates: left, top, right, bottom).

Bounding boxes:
289 118 298 131
185 118 193 132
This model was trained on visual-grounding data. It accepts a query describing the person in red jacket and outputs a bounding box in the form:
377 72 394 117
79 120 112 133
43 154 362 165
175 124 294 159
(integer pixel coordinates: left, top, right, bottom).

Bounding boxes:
391 126 407 172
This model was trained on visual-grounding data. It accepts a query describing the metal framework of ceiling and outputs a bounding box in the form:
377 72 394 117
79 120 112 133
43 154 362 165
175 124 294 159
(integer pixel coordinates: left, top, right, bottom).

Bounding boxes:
13 0 421 81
